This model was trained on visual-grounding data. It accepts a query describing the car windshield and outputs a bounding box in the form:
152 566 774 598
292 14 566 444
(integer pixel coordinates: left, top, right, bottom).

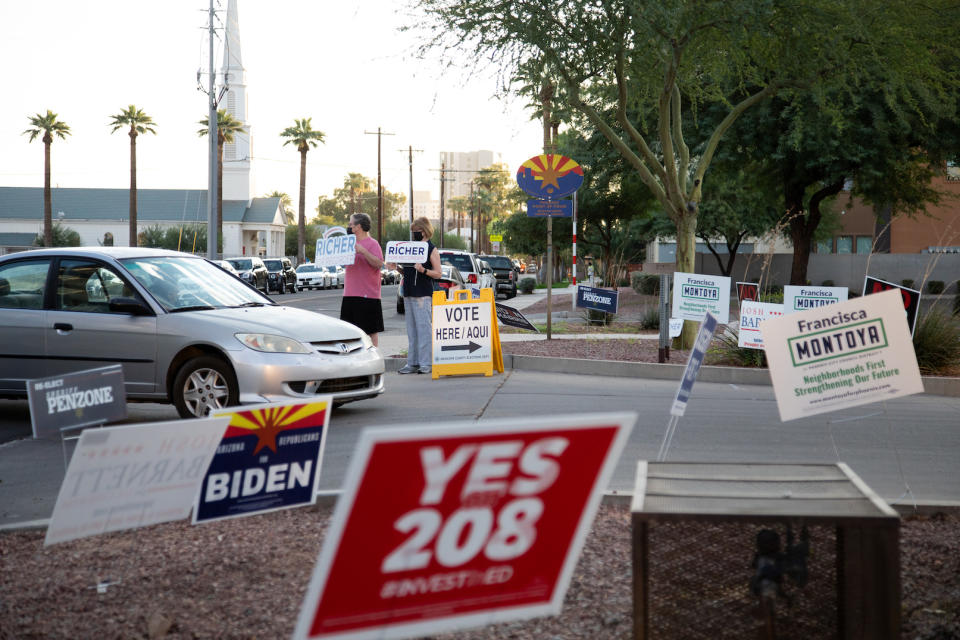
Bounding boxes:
263 260 282 270
484 257 513 269
122 255 272 312
324 266 338 273
440 253 473 273
227 259 253 271
297 265 319 273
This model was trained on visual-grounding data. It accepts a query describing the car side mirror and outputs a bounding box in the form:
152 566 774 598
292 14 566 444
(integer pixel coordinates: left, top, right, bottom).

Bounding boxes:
109 297 153 316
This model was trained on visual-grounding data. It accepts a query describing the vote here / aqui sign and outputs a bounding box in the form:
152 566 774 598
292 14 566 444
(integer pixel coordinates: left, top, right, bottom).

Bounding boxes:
432 288 503 379
292 412 635 640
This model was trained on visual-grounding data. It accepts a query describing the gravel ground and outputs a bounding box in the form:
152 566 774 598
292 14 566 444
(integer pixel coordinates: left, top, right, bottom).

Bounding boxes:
1 504 957 639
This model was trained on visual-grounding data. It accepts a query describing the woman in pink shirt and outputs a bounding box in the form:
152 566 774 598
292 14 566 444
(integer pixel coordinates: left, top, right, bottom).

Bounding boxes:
340 213 384 346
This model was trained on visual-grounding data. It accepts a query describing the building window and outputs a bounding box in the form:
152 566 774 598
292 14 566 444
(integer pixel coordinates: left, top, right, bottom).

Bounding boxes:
817 239 833 254
837 236 853 254
856 236 873 254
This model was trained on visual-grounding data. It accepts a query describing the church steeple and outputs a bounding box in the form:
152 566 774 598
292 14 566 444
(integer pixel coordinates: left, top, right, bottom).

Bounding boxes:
219 0 252 202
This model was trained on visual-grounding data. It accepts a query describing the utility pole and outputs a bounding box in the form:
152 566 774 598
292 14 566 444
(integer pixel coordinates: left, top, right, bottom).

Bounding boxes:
438 161 447 248
205 0 218 259
401 146 423 240
469 182 476 253
364 127 394 245
541 80 556 340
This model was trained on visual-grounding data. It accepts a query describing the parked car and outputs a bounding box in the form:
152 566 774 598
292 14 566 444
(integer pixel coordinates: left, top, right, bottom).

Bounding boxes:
478 254 519 299
396 264 466 314
224 256 268 293
380 265 399 285
263 257 296 294
324 265 345 288
0 247 385 418
295 263 329 290
437 249 497 291
215 260 238 275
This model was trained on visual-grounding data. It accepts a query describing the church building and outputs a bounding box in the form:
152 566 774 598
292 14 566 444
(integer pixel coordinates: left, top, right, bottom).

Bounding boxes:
0 0 285 258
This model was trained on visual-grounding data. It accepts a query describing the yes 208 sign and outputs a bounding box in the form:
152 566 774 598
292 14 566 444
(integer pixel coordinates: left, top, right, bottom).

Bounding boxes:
293 414 635 640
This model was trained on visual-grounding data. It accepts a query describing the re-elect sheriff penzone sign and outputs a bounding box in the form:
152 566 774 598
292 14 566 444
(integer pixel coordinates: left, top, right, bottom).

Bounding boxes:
760 289 923 422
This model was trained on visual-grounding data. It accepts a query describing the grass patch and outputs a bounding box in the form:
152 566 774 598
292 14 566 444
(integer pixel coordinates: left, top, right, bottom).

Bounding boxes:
534 280 571 289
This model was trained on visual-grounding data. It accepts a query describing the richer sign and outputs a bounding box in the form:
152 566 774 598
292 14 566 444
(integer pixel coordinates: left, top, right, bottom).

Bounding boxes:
292 413 635 640
760 289 924 422
431 288 503 378
386 240 429 264
315 227 356 267
672 272 731 324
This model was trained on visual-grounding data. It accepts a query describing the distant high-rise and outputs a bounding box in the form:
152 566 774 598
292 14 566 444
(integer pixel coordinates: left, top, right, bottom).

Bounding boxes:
439 150 502 205
219 0 253 203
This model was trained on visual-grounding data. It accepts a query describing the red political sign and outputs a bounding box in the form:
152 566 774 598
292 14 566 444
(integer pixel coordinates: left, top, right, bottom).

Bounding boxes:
293 413 635 640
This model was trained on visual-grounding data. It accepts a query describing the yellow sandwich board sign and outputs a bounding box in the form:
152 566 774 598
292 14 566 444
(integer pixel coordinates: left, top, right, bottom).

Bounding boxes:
431 288 504 379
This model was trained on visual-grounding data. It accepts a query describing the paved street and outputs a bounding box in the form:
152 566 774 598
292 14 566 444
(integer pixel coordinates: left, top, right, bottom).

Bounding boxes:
2 285 958 529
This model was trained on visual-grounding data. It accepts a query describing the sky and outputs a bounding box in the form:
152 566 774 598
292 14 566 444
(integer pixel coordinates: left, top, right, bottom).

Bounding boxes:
0 0 545 215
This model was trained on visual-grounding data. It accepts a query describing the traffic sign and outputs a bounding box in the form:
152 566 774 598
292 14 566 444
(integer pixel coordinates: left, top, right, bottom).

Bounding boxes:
527 198 572 217
489 234 503 242
292 412 636 640
431 288 503 378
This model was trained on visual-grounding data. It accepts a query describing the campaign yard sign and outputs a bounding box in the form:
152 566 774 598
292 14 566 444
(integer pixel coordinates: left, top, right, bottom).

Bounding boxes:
386 240 429 264
292 412 635 640
45 417 228 546
672 272 731 324
495 303 539 333
670 312 719 417
736 282 759 305
760 289 924 422
27 364 127 439
783 285 849 314
192 399 332 524
738 301 785 350
575 285 619 314
669 318 684 339
863 276 921 336
315 227 356 267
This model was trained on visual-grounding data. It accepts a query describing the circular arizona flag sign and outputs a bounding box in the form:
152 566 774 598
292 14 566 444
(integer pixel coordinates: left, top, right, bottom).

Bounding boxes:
516 154 584 199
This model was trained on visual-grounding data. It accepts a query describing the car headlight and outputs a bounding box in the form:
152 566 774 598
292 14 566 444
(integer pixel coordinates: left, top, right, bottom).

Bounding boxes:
236 333 311 354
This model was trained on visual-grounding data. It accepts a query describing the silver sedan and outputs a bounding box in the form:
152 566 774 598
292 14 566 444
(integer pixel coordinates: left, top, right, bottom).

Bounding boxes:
0 247 384 418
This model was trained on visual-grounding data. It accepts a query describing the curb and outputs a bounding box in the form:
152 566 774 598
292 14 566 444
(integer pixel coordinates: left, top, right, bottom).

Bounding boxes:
384 353 960 397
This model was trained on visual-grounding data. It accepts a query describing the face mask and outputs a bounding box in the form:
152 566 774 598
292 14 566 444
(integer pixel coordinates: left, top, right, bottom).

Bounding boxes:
412 231 423 241
346 226 354 235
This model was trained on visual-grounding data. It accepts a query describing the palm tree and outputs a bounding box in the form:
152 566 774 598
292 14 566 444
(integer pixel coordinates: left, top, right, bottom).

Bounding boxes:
23 111 71 247
198 109 245 253
280 118 326 263
109 105 157 246
266 190 294 224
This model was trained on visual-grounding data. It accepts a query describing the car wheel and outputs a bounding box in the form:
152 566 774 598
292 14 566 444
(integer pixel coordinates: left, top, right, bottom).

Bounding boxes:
507 288 517 299
172 356 238 419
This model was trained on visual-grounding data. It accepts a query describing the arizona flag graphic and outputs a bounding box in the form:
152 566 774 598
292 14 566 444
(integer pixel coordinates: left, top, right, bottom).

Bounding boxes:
516 154 583 199
192 398 331 524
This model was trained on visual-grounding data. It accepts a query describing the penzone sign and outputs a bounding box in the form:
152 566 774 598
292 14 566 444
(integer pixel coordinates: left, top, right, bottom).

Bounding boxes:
293 413 635 640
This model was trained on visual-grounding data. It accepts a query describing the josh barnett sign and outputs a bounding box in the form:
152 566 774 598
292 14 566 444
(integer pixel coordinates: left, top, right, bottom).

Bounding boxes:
760 289 923 422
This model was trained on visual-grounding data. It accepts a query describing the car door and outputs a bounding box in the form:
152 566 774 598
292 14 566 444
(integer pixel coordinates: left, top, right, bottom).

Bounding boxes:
0 257 52 393
44 258 159 396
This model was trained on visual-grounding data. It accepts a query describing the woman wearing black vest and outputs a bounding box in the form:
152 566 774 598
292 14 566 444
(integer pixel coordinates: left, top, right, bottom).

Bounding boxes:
394 217 442 374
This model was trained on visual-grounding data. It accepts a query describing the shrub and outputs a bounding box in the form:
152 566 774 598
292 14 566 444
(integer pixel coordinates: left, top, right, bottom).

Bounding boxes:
927 280 945 295
912 310 960 375
518 277 536 294
631 272 659 296
821 280 835 287
581 307 616 326
618 276 631 287
953 292 960 316
901 279 915 289
710 326 767 368
640 307 660 330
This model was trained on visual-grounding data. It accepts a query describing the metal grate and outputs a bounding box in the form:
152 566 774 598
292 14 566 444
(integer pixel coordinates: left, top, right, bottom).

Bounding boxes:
311 338 365 355
644 520 836 640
